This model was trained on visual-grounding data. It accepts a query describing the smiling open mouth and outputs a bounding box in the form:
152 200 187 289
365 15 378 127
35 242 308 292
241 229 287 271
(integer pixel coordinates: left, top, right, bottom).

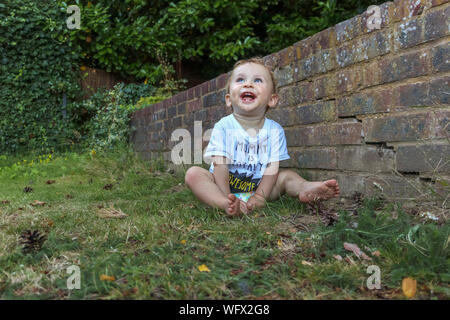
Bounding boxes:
240 92 256 103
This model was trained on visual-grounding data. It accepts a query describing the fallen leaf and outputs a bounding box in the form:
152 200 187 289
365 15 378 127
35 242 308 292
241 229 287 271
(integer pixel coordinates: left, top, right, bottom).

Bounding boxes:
100 274 115 281
1 200 10 204
333 254 343 261
98 206 128 219
344 242 372 261
66 194 74 199
372 250 381 257
23 186 33 193
46 180 56 185
402 277 417 298
30 200 46 207
277 239 283 248
344 255 357 265
230 268 243 275
198 264 211 272
301 260 314 266
103 184 113 190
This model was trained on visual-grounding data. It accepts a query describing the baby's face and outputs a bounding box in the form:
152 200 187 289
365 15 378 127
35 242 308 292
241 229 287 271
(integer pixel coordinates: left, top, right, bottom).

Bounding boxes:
226 63 278 118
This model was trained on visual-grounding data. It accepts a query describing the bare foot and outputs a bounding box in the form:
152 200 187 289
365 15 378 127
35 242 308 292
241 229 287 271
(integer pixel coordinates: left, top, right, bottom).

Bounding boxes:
226 194 244 216
298 179 340 203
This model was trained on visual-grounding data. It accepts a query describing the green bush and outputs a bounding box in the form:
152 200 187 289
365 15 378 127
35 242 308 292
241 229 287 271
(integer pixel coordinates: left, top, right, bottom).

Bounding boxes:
69 0 388 80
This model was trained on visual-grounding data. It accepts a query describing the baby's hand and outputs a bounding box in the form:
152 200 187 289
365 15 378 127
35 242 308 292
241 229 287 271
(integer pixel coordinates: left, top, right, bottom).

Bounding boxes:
246 193 266 212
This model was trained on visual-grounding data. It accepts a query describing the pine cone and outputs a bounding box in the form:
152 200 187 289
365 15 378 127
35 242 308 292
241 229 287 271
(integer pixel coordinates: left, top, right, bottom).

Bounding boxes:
19 230 47 253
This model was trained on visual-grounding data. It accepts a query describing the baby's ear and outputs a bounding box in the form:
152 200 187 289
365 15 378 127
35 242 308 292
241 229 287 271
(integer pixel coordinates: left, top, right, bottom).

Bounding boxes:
267 93 279 109
225 93 232 108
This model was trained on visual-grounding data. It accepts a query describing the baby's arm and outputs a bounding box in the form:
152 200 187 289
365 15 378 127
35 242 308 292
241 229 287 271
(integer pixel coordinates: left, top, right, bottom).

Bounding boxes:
247 162 279 211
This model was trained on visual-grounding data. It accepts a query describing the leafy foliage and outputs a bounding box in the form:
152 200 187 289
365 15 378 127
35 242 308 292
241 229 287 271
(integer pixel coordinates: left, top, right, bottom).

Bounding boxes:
0 0 82 154
71 0 388 79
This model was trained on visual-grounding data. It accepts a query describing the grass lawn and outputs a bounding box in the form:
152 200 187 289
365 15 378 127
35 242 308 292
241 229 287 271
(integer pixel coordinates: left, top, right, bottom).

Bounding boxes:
0 148 448 300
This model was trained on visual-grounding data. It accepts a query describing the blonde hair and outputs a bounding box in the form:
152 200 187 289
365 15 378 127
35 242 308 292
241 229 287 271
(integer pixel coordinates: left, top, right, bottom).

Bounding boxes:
226 57 278 95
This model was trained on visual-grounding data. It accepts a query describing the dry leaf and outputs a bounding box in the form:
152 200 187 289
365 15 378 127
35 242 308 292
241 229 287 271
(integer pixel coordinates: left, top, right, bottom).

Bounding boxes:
46 180 56 185
98 207 128 219
1 200 10 204
343 242 372 261
301 260 314 266
372 250 381 257
333 254 343 261
344 255 357 265
402 277 417 298
103 184 113 190
277 239 283 248
230 268 243 275
198 264 211 272
100 274 116 281
31 200 46 207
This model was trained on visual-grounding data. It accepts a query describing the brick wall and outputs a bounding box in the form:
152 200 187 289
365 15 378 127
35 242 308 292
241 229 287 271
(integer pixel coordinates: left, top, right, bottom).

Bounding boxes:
130 0 449 200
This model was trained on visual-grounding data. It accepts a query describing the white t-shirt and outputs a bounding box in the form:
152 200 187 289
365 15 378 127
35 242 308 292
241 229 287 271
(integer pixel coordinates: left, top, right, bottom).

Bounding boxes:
204 114 290 193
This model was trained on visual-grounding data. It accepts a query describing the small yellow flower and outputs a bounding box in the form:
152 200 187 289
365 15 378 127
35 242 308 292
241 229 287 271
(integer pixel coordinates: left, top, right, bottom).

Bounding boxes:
91 149 96 156
180 239 187 245
100 274 115 281
197 264 210 272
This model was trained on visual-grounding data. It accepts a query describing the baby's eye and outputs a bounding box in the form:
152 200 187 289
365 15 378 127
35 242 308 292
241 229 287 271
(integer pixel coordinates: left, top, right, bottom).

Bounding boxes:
236 77 244 82
254 78 263 83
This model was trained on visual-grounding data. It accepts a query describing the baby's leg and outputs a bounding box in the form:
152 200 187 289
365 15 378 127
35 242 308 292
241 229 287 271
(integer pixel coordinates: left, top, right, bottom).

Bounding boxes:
185 166 244 216
268 169 340 202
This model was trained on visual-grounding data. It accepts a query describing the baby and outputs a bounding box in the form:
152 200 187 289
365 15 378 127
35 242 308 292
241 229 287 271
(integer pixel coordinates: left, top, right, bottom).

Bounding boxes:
185 57 340 216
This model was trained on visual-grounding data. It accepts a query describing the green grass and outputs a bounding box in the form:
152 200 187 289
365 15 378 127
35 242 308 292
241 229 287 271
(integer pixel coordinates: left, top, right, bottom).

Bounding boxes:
0 148 448 300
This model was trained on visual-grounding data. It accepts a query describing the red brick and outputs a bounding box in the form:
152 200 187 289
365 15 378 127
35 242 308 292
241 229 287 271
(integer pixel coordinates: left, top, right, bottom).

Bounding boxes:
275 65 294 87
424 5 450 41
335 15 362 43
314 75 337 99
393 0 426 22
435 110 450 138
285 122 362 147
397 144 450 172
430 0 449 7
216 73 229 90
362 60 382 88
263 54 280 70
291 82 314 105
431 42 450 72
336 68 363 94
363 112 433 142
337 146 394 172
200 82 209 96
314 49 336 74
300 36 315 58
194 85 201 98
187 99 202 112
379 51 428 85
393 81 431 107
365 175 423 198
295 100 336 125
338 88 393 117
297 148 337 169
393 18 424 52
187 87 195 100
209 79 217 92
278 46 294 67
